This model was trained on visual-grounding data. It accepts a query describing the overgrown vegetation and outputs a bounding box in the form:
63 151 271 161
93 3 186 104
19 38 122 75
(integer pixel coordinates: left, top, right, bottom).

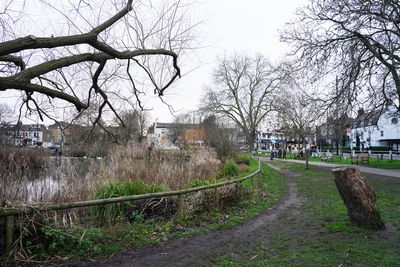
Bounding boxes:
1 161 283 265
0 147 48 171
218 161 240 178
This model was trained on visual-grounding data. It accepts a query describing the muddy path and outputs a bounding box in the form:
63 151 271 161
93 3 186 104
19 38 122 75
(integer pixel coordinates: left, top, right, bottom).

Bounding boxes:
67 163 399 266
68 164 305 267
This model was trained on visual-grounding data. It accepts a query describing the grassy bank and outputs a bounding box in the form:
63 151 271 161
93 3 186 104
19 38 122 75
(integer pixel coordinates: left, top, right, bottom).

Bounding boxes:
1 161 284 264
306 155 400 169
213 161 400 266
255 151 400 169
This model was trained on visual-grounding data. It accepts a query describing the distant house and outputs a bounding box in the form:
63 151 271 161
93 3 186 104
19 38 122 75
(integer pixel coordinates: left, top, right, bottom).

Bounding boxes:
347 106 400 151
147 122 207 149
256 131 287 150
0 123 48 146
47 122 70 145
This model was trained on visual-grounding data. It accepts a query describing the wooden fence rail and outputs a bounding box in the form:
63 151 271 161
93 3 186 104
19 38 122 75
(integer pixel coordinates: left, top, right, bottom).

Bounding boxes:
1 160 261 254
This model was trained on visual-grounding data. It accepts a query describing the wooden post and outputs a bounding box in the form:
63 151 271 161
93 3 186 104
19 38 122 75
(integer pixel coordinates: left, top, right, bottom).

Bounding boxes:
104 204 112 226
214 187 219 208
389 150 392 160
177 194 184 220
6 216 14 253
331 167 385 230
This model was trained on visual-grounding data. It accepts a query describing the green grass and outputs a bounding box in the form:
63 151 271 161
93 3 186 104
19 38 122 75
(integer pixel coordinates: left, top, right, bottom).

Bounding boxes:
212 161 400 266
306 154 400 169
255 152 400 169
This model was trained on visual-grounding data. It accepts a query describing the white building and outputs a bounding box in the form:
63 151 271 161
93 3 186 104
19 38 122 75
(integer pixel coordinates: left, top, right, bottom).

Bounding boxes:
146 122 182 150
348 106 400 151
0 124 48 146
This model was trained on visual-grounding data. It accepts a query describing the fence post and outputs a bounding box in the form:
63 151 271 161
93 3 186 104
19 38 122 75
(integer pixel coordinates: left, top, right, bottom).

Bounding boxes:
214 187 219 208
6 215 14 253
104 204 112 226
177 194 184 220
389 150 393 160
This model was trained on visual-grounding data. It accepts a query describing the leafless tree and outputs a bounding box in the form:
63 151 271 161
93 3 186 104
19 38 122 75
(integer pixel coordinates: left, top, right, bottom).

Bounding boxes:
202 54 283 151
275 88 321 169
116 109 149 144
0 0 197 129
202 115 238 161
282 0 400 113
0 103 13 124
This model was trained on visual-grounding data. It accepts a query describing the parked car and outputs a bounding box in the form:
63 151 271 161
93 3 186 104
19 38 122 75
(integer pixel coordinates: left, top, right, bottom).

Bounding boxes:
47 144 60 150
240 145 249 151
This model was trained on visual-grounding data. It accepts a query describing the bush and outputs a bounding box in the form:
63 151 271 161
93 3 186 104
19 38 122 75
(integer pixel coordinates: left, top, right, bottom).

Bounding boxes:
186 178 217 189
234 154 251 165
92 180 164 220
218 161 239 178
94 180 163 199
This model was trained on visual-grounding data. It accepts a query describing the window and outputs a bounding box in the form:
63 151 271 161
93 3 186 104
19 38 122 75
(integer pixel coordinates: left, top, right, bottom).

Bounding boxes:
381 131 384 137
392 118 398 124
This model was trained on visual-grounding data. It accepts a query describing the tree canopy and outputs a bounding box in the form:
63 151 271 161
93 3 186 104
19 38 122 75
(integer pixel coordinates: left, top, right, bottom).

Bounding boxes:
0 0 196 126
282 0 400 113
202 54 283 150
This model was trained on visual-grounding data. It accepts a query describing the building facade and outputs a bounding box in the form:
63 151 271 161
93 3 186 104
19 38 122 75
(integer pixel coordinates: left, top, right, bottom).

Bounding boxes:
347 106 400 151
147 122 207 150
0 124 49 146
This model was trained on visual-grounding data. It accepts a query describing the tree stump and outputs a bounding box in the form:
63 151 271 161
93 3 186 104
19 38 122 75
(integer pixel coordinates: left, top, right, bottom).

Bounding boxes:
331 167 385 230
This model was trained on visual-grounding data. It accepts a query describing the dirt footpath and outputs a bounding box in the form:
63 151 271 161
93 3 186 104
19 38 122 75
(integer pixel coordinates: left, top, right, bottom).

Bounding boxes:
67 163 398 267
67 164 303 267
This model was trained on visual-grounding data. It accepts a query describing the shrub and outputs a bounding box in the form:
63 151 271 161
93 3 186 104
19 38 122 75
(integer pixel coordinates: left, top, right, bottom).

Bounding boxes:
94 180 163 199
237 164 249 173
186 178 217 189
234 154 251 165
92 180 164 220
218 161 239 178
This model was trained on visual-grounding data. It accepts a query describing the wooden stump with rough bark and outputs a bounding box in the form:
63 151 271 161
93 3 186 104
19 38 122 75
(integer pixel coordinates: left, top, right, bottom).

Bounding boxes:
331 167 385 230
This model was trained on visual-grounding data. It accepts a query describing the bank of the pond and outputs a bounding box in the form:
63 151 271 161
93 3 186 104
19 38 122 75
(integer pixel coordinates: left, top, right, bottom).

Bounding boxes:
1 160 284 265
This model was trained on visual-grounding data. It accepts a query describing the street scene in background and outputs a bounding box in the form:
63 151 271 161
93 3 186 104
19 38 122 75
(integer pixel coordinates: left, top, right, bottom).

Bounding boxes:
1 0 399 266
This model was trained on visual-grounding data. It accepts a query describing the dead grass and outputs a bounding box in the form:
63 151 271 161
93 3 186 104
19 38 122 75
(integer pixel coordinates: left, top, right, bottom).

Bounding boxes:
85 144 221 193
1 144 221 205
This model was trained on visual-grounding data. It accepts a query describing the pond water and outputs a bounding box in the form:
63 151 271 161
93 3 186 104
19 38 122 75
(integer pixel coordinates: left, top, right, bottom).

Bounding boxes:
1 157 101 204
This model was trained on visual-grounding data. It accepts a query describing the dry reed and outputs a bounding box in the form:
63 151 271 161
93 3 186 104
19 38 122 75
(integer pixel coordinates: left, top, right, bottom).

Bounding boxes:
1 144 221 205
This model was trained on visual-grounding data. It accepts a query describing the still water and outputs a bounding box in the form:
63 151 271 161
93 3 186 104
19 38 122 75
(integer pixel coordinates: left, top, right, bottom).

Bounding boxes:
1 157 101 204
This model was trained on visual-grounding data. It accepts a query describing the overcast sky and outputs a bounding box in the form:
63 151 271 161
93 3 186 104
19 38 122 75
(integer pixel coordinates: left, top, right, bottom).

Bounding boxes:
0 0 308 125
148 0 308 123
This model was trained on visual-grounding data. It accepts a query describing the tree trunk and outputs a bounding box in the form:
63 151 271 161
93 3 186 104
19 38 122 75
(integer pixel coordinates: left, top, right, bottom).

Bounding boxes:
303 139 309 169
331 167 385 230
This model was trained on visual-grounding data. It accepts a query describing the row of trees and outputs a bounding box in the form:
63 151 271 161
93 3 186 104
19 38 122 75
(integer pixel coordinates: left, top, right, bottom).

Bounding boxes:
1 0 398 157
200 0 400 159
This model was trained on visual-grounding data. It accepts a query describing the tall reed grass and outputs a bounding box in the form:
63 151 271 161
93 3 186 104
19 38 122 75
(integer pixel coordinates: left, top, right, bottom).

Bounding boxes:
85 144 221 193
1 144 221 205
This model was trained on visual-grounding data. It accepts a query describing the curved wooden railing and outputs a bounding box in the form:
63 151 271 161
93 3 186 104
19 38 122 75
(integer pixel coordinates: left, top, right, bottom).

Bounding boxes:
1 160 261 253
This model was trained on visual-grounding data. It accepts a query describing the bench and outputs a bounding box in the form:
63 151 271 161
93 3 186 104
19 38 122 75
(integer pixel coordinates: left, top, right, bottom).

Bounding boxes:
320 152 333 162
351 153 370 165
